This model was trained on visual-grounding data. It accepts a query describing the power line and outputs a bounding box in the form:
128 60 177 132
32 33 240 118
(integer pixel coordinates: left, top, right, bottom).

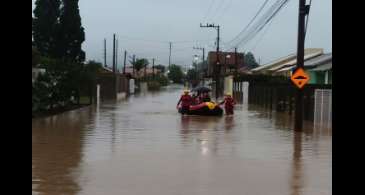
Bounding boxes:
249 17 274 52
115 34 215 44
202 0 217 22
215 0 234 23
226 0 285 49
225 0 270 46
210 0 230 22
228 0 290 50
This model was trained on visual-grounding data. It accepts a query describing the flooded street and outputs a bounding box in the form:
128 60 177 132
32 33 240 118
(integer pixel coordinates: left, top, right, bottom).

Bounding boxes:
32 85 331 195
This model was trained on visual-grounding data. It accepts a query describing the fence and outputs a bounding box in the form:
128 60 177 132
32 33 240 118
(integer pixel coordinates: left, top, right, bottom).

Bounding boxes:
233 75 331 121
96 73 129 101
233 81 249 104
314 89 332 126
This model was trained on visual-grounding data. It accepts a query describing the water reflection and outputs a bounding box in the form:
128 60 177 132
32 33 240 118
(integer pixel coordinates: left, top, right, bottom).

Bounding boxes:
178 114 237 158
290 130 304 195
224 116 234 131
32 107 92 195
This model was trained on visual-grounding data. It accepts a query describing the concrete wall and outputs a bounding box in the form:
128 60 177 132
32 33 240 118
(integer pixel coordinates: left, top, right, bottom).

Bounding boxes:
97 73 129 101
224 75 233 95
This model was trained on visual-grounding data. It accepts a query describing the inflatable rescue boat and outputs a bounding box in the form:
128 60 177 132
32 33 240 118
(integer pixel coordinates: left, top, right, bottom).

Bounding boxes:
178 101 223 116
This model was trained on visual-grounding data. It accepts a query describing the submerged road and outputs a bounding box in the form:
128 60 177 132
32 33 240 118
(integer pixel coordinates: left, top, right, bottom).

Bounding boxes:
32 85 331 195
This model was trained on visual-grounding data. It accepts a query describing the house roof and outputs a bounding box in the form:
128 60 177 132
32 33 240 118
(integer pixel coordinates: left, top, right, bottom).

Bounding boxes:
272 53 332 74
303 53 332 67
268 49 324 71
251 48 323 72
276 65 294 72
101 66 113 72
251 54 296 72
310 62 332 71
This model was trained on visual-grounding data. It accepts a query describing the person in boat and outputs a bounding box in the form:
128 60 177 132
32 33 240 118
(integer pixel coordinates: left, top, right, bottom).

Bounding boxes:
191 92 200 105
177 90 193 114
201 92 211 102
219 93 236 115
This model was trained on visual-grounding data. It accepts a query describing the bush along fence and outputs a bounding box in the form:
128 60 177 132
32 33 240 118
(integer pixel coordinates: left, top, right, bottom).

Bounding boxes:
136 74 169 91
233 74 332 121
32 59 103 117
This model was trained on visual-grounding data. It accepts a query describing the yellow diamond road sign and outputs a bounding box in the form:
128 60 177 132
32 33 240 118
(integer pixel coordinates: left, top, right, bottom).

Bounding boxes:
291 68 310 89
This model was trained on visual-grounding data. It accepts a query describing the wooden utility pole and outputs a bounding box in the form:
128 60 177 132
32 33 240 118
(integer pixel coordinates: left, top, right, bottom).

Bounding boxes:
112 34 116 73
200 23 220 100
132 54 136 75
152 58 155 78
294 0 310 131
193 46 205 81
193 47 205 65
169 42 172 68
123 50 127 74
104 39 107 67
116 38 118 72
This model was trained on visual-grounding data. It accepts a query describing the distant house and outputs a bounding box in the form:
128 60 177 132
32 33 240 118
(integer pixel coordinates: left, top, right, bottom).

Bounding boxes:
99 66 114 73
207 51 245 77
238 66 252 74
121 66 161 78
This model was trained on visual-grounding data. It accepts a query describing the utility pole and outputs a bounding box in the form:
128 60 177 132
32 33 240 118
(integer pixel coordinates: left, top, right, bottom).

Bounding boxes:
200 23 220 100
123 50 127 74
112 34 116 73
144 60 147 78
169 42 172 69
234 47 237 73
116 38 118 72
193 46 205 83
152 58 155 78
132 54 136 75
294 0 310 131
193 47 205 65
104 39 107 67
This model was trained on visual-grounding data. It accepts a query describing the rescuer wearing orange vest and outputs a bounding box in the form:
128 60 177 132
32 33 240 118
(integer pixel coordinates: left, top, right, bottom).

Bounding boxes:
177 90 193 114
219 93 236 115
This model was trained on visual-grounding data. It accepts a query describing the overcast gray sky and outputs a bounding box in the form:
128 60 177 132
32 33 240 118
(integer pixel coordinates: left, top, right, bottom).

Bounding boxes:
32 0 331 68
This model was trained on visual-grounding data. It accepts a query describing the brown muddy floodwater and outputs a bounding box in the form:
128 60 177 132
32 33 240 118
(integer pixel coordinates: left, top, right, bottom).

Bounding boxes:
32 85 331 195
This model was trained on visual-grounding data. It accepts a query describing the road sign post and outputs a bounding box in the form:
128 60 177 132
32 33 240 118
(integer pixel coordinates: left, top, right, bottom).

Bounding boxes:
291 68 310 89
293 0 309 131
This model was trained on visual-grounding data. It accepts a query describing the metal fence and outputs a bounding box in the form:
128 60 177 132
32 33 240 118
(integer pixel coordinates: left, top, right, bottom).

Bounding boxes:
314 89 332 127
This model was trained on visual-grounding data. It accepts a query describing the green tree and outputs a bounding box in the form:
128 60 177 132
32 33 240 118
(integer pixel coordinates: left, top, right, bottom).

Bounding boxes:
32 47 41 67
78 60 103 103
154 65 166 73
57 0 85 62
244 52 259 69
186 68 199 81
168 64 184 83
32 0 61 57
186 68 199 87
134 58 149 72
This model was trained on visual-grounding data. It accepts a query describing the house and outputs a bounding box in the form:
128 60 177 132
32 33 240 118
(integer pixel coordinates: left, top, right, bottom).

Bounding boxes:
207 51 245 76
274 53 332 84
251 48 323 75
238 66 252 74
122 66 162 78
306 54 332 84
